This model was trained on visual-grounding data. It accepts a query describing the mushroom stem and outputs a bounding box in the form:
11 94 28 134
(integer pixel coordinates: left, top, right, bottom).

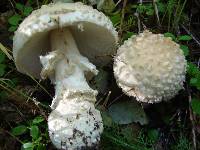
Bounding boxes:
50 28 99 107
40 28 99 108
39 28 103 149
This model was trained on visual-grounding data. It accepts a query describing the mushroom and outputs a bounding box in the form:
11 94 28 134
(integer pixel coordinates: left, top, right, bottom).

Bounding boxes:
113 30 186 103
13 2 118 149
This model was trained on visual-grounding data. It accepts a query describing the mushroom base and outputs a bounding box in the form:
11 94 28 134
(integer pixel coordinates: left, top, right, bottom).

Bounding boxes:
48 89 103 150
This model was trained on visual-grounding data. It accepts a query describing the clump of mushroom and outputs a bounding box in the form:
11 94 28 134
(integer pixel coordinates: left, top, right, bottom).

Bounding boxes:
13 2 118 149
114 30 186 103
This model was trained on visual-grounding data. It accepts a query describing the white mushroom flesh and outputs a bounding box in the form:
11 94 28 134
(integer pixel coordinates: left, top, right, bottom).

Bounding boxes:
40 28 103 149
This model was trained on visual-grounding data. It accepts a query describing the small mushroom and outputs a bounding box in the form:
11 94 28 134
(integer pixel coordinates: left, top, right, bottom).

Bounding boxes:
113 30 186 103
13 2 118 149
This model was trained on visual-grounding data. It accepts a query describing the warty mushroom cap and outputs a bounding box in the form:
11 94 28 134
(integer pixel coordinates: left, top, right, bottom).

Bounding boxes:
113 30 187 103
13 2 118 78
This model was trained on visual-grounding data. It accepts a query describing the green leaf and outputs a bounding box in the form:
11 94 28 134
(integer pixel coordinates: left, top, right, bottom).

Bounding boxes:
178 35 192 41
36 144 46 150
187 62 200 77
101 110 113 127
23 6 33 16
108 100 148 125
191 98 200 115
157 2 166 13
30 125 39 140
190 78 198 86
164 32 176 41
27 0 34 5
137 4 146 14
102 131 136 149
16 3 24 11
121 125 140 144
189 77 200 90
131 4 137 9
11 78 18 86
8 26 17 32
8 14 22 26
32 116 44 124
11 125 27 136
23 142 34 150
180 45 189 56
110 13 121 26
147 129 159 142
0 64 6 77
0 51 5 63
146 8 154 16
123 32 135 41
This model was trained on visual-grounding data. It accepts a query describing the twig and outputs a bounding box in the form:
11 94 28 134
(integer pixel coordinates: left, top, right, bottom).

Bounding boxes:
107 92 125 107
115 0 122 7
172 0 187 31
8 0 16 13
198 58 200 68
103 91 112 106
107 87 140 107
0 79 49 109
181 24 200 47
141 22 147 30
9 102 25 119
187 85 197 150
152 0 161 27
30 76 53 99
36 0 40 9
28 82 49 120
95 90 112 107
0 128 23 144
0 43 52 99
0 42 13 60
0 79 49 120
119 0 128 39
134 12 141 33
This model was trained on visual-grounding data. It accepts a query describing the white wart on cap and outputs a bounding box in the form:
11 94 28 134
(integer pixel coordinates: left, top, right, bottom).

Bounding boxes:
114 30 186 103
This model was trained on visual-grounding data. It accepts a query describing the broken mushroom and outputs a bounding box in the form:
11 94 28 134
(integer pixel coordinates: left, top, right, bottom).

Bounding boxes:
13 2 118 149
113 30 186 103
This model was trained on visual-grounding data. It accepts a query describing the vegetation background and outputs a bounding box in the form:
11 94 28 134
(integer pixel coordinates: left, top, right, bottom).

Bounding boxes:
0 0 200 149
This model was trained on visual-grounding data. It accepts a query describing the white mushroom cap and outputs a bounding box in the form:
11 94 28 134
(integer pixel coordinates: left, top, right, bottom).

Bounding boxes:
114 30 186 103
13 2 118 78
